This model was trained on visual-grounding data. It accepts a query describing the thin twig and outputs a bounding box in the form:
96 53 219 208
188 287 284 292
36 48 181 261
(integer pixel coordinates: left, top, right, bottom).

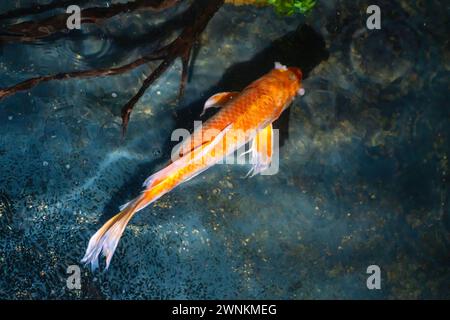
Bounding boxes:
0 55 161 101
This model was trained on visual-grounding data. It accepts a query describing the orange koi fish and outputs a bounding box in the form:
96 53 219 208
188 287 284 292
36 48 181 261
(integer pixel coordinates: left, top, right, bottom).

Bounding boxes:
82 62 304 269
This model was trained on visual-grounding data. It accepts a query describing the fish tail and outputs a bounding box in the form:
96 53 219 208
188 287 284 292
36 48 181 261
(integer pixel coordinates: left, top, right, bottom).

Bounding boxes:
81 197 141 271
81 183 168 271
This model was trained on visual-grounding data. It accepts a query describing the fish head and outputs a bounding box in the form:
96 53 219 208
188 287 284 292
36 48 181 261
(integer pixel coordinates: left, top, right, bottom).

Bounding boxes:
287 67 304 97
272 63 304 98
262 63 305 113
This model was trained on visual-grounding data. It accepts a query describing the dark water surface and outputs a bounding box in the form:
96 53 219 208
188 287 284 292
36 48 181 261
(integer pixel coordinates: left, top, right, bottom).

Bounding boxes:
0 0 449 299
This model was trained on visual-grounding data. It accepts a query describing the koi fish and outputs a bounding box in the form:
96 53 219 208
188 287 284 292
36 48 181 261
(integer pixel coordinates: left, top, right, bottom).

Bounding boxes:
82 62 304 270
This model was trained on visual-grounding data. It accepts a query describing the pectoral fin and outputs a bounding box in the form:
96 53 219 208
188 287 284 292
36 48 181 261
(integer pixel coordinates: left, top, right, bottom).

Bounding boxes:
246 124 274 177
201 91 239 116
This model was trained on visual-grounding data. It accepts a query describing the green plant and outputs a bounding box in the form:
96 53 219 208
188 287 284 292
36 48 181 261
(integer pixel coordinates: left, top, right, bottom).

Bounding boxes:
265 0 316 15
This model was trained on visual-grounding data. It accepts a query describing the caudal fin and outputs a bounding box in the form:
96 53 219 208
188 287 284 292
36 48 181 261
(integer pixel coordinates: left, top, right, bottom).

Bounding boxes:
81 197 141 270
81 157 188 270
81 157 187 270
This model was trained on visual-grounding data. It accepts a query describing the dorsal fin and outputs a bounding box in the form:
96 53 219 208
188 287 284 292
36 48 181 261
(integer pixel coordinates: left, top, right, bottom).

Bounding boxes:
200 91 239 116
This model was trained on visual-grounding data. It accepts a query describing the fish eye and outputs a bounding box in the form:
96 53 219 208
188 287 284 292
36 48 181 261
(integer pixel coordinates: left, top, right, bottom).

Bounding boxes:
288 67 303 82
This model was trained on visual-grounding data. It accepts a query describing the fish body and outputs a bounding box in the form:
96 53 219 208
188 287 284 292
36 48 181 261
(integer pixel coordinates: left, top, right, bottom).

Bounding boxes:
82 63 303 269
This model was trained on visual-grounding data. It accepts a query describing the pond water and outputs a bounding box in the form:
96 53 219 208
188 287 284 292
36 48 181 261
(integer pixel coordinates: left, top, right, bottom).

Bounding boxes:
0 0 448 299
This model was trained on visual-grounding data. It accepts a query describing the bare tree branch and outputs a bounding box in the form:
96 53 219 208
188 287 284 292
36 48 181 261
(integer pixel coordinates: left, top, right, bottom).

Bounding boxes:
0 56 160 101
0 0 225 137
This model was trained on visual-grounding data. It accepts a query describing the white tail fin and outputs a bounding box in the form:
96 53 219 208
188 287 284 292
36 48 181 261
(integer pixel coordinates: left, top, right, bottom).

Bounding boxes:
81 197 140 270
81 155 195 270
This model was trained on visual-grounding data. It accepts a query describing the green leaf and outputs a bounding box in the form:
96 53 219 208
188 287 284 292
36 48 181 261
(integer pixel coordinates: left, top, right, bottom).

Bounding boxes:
264 0 316 16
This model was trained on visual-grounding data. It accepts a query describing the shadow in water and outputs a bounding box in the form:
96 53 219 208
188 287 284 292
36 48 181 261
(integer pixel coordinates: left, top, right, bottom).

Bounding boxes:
100 155 170 224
